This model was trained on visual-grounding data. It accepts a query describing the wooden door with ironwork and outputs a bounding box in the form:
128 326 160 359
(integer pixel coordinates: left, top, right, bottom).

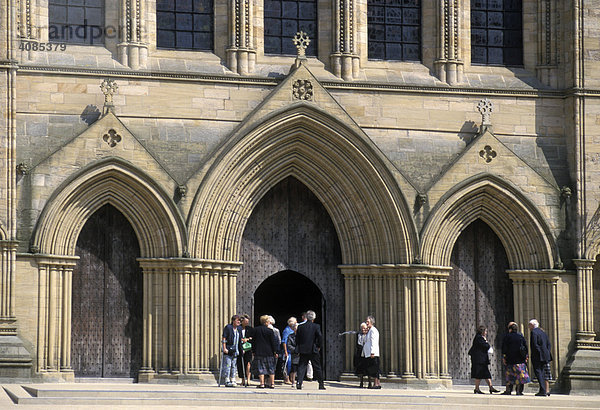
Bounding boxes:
72 204 143 377
447 219 513 383
237 177 344 379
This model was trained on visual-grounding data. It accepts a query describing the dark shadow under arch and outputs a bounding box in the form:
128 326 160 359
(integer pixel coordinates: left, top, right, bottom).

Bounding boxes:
254 270 325 379
254 270 324 331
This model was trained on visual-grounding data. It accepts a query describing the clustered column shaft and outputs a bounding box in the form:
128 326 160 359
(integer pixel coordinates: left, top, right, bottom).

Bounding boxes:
342 265 450 384
573 260 596 342
227 0 256 75
138 258 241 381
436 0 463 85
35 256 78 379
508 270 560 378
118 0 148 69
331 0 359 80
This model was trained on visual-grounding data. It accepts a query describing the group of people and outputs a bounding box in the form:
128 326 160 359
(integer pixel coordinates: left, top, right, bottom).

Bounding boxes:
220 310 326 390
224 313 554 394
469 318 553 397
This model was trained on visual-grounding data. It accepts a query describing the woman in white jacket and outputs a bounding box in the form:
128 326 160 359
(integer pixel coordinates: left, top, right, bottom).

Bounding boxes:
362 316 381 389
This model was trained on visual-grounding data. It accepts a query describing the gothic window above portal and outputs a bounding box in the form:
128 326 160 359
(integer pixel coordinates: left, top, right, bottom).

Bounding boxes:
156 0 214 50
471 0 523 66
367 0 421 61
48 0 105 45
264 0 318 57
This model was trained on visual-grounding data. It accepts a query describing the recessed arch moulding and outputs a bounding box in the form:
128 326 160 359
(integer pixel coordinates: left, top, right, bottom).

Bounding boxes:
187 106 419 266
32 159 186 258
420 175 558 270
29 159 189 380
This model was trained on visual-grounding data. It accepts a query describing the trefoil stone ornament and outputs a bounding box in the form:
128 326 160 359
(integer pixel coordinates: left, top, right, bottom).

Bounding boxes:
103 129 122 147
292 79 313 101
479 145 497 163
100 78 118 115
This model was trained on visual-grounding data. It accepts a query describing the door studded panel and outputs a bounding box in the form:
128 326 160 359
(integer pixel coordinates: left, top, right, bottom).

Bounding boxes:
447 220 513 383
237 177 344 379
72 204 143 378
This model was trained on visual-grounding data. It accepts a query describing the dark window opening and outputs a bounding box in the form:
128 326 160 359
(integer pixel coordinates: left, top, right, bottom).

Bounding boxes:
156 0 213 51
367 0 421 61
264 0 317 57
48 0 105 45
471 0 523 66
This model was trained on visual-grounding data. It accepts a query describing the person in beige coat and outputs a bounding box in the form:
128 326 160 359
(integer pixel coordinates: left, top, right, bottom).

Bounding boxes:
362 316 381 389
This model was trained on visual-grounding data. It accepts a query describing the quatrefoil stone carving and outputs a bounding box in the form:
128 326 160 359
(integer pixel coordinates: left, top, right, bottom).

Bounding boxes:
103 129 122 147
479 145 497 163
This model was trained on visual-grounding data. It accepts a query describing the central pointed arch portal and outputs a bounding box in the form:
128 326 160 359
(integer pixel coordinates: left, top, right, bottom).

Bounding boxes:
186 107 461 383
238 177 343 379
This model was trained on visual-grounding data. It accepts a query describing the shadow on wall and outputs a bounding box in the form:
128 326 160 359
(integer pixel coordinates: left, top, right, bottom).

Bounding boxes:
458 120 478 144
81 105 101 125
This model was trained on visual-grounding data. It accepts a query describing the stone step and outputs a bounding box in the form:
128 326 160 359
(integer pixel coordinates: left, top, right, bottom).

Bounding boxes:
2 384 599 408
74 377 136 384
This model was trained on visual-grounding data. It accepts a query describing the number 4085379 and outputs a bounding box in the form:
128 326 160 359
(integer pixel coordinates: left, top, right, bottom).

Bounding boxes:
19 41 66 52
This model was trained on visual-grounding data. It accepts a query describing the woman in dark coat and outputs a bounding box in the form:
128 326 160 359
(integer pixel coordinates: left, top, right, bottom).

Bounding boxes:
251 315 279 388
501 322 530 395
468 325 500 394
237 314 253 387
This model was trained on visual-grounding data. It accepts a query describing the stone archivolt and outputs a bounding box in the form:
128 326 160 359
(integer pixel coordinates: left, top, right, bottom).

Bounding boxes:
187 105 417 266
420 174 557 270
32 158 186 258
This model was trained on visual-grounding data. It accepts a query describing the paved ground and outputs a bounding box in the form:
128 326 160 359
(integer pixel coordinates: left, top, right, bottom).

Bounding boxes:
1 380 599 409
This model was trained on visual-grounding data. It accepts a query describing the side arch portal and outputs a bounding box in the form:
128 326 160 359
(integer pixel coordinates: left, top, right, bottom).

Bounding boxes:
32 158 187 258
421 174 557 270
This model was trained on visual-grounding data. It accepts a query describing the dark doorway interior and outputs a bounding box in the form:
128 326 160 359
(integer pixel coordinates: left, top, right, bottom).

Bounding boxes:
254 270 325 378
447 219 514 383
253 270 324 334
72 204 143 378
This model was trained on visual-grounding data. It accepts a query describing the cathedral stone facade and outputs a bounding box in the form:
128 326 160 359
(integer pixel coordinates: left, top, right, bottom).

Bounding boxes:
0 0 599 393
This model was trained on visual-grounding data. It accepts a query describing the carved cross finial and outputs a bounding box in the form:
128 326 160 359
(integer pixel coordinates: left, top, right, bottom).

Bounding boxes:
477 98 493 126
293 32 310 59
100 79 118 114
100 79 118 104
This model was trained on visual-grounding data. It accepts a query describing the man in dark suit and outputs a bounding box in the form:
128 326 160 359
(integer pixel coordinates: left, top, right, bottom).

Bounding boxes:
295 310 325 390
528 319 552 396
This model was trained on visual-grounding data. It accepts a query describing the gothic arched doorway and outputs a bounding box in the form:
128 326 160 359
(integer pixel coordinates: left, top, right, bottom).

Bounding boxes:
447 219 514 383
72 204 143 378
237 176 344 379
